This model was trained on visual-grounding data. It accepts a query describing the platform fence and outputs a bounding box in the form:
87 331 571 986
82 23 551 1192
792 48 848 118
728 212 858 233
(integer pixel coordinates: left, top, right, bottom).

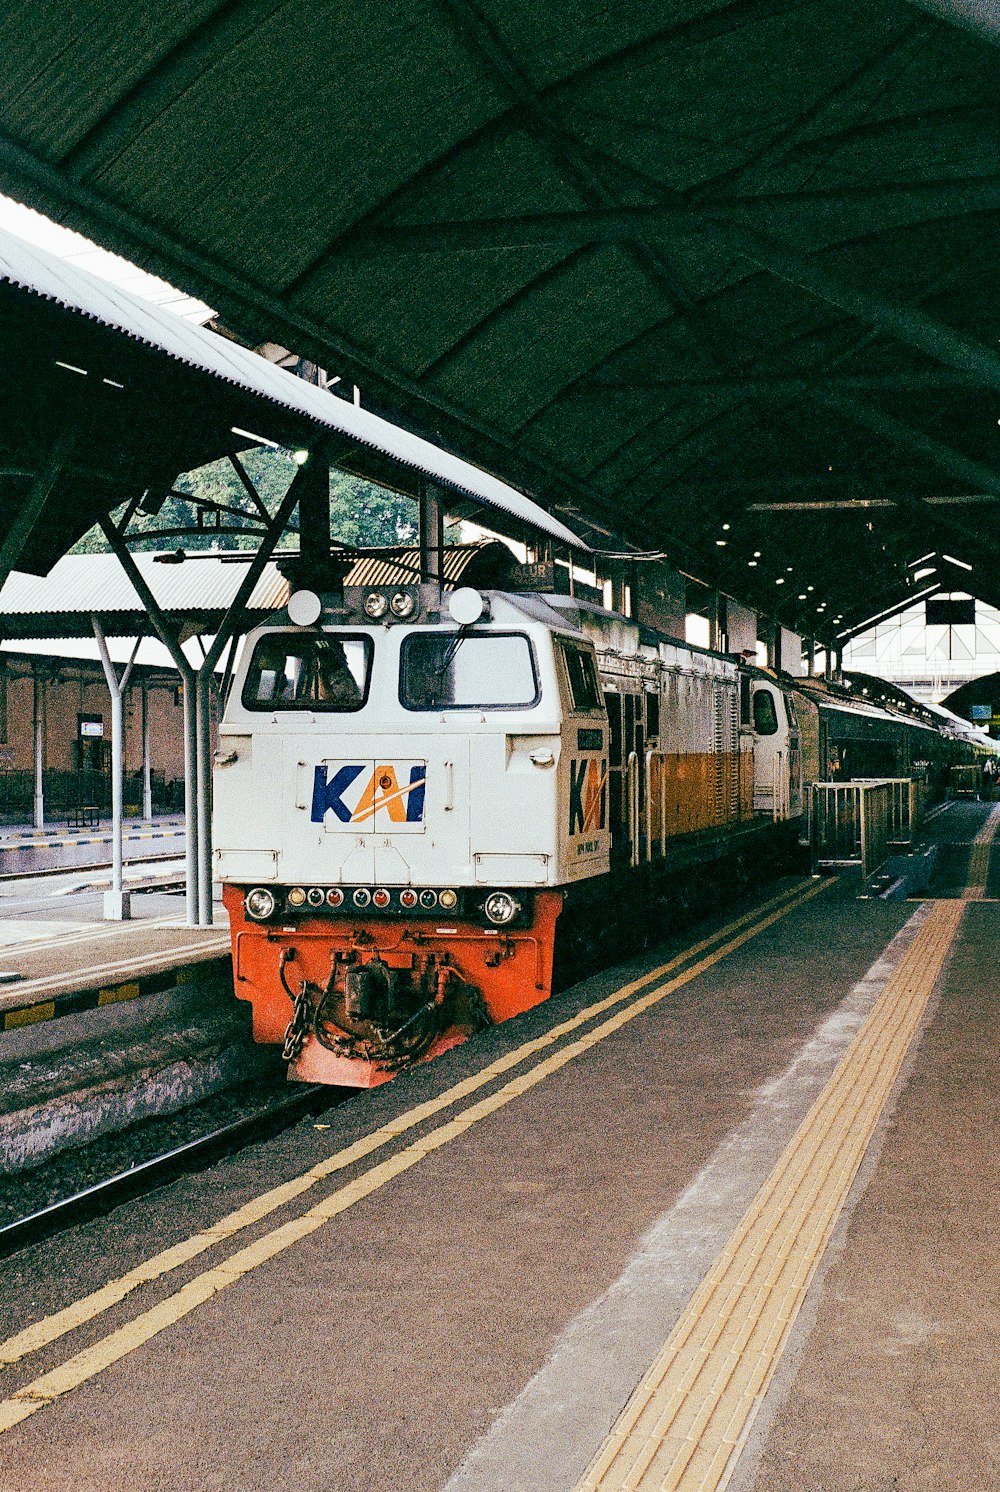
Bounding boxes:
0 768 175 825
850 777 928 845
809 780 894 878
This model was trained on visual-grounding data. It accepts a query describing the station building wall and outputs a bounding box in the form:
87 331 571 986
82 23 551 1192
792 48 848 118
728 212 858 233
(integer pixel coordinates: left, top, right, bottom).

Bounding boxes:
0 652 185 789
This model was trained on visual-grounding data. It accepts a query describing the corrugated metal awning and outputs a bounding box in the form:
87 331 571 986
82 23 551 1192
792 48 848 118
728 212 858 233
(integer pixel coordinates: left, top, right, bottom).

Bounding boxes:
0 226 586 553
0 551 288 639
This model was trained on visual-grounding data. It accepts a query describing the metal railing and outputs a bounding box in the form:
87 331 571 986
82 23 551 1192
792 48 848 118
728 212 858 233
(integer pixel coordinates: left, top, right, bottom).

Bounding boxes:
772 749 789 822
850 778 927 844
626 750 640 867
809 780 893 878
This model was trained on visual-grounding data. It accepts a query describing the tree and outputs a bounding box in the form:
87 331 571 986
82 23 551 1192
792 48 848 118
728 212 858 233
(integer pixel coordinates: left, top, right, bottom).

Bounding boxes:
70 449 419 554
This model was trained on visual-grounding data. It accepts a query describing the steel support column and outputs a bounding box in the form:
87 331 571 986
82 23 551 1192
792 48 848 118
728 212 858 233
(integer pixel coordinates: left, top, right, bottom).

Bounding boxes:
141 681 152 820
192 464 314 925
92 618 141 920
419 482 444 586
99 520 199 926
32 670 45 831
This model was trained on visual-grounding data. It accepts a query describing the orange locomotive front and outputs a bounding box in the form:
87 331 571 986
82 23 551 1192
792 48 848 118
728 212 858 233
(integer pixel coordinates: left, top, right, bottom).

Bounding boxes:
223 883 563 1086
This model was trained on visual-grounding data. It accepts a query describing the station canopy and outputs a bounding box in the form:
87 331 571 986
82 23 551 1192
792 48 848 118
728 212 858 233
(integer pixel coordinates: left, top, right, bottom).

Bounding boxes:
0 226 583 590
1 0 1000 642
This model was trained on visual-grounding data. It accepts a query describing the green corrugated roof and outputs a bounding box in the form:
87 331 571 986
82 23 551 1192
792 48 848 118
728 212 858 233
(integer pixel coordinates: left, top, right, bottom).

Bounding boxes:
2 0 1000 635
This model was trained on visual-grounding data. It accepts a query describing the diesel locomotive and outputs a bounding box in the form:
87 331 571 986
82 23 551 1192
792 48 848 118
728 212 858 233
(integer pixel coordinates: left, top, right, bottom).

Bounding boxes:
214 564 979 1088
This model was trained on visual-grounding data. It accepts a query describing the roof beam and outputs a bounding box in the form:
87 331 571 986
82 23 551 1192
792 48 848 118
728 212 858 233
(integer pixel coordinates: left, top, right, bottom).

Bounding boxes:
432 0 745 371
748 493 1000 511
63 0 288 179
341 177 1000 254
0 424 78 593
907 0 1000 45
0 131 611 532
584 371 981 396
811 389 1000 561
812 389 1000 497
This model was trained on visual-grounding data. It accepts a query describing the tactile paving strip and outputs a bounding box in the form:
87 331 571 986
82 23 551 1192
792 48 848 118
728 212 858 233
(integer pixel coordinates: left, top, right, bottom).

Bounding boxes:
962 803 1000 901
577 897 966 1492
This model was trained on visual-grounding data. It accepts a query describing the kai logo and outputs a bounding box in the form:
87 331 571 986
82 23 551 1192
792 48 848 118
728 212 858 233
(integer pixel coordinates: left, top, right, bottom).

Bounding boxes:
569 757 607 836
311 761 426 831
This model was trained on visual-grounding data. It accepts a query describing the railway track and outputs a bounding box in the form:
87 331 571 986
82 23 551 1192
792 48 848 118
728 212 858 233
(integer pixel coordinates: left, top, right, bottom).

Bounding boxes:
0 1081 339 1260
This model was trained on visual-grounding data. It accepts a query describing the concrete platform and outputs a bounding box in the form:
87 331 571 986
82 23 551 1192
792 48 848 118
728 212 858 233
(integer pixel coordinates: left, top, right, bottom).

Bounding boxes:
0 816 185 876
0 807 996 1491
0 896 230 1031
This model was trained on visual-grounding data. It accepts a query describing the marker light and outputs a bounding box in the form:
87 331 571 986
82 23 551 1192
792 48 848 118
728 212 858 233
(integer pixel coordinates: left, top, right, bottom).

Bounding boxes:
484 891 520 925
288 589 322 626
287 887 307 908
353 888 371 908
326 888 345 908
399 888 418 909
306 887 325 907
390 590 416 619
438 888 458 910
245 887 275 920
448 587 485 626
363 591 389 619
372 888 391 909
419 889 438 909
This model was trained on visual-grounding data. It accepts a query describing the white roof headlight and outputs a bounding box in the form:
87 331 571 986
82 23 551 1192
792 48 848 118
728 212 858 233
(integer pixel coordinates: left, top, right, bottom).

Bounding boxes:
484 891 519 925
245 887 276 921
287 589 322 626
363 591 389 619
448 587 485 626
390 590 416 619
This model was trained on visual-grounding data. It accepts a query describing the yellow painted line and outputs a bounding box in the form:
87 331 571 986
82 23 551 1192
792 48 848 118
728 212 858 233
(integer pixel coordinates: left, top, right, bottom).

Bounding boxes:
0 936 231 1001
0 879 818 1374
576 897 965 1492
0 879 829 1418
3 1002 55 1029
962 803 1000 901
97 982 141 1008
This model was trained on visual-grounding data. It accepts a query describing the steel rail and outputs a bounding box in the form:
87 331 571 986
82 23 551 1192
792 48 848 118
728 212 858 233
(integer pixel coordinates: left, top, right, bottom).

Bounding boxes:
0 1083 337 1260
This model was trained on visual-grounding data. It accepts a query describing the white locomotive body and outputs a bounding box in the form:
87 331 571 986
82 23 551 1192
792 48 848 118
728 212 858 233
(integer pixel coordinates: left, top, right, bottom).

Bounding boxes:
216 584 612 1085
215 573 975 1088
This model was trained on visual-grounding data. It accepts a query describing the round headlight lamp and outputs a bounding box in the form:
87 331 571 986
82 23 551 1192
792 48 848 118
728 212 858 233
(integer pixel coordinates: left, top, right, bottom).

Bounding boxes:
363 591 389 620
326 888 345 908
399 888 418 910
286 887 307 909
419 889 438 909
484 891 520 926
353 887 371 908
390 590 416 619
372 888 391 909
306 887 325 908
438 888 458 911
245 887 275 921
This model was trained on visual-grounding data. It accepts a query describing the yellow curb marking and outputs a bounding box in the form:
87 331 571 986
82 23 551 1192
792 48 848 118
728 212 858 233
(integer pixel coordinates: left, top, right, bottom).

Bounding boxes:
962 803 1000 901
576 896 966 1492
0 880 828 1429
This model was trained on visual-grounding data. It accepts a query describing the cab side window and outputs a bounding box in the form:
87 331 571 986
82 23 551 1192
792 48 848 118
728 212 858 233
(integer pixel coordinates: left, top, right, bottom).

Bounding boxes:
560 643 602 711
753 688 780 736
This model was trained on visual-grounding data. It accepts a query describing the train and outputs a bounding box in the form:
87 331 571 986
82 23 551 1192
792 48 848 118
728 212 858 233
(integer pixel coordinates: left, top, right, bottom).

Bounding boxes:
213 547 987 1088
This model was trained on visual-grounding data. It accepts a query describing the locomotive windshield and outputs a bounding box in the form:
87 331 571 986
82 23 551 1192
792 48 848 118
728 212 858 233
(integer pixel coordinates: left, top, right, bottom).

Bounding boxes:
242 633 372 711
400 631 539 710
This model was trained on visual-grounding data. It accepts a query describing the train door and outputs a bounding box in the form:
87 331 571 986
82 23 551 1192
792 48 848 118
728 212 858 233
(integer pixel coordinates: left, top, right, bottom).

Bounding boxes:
555 639 611 881
751 681 794 817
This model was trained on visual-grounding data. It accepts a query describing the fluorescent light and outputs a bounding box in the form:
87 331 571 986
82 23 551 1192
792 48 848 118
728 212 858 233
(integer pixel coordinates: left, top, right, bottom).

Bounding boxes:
231 426 280 449
54 360 87 375
942 553 972 571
